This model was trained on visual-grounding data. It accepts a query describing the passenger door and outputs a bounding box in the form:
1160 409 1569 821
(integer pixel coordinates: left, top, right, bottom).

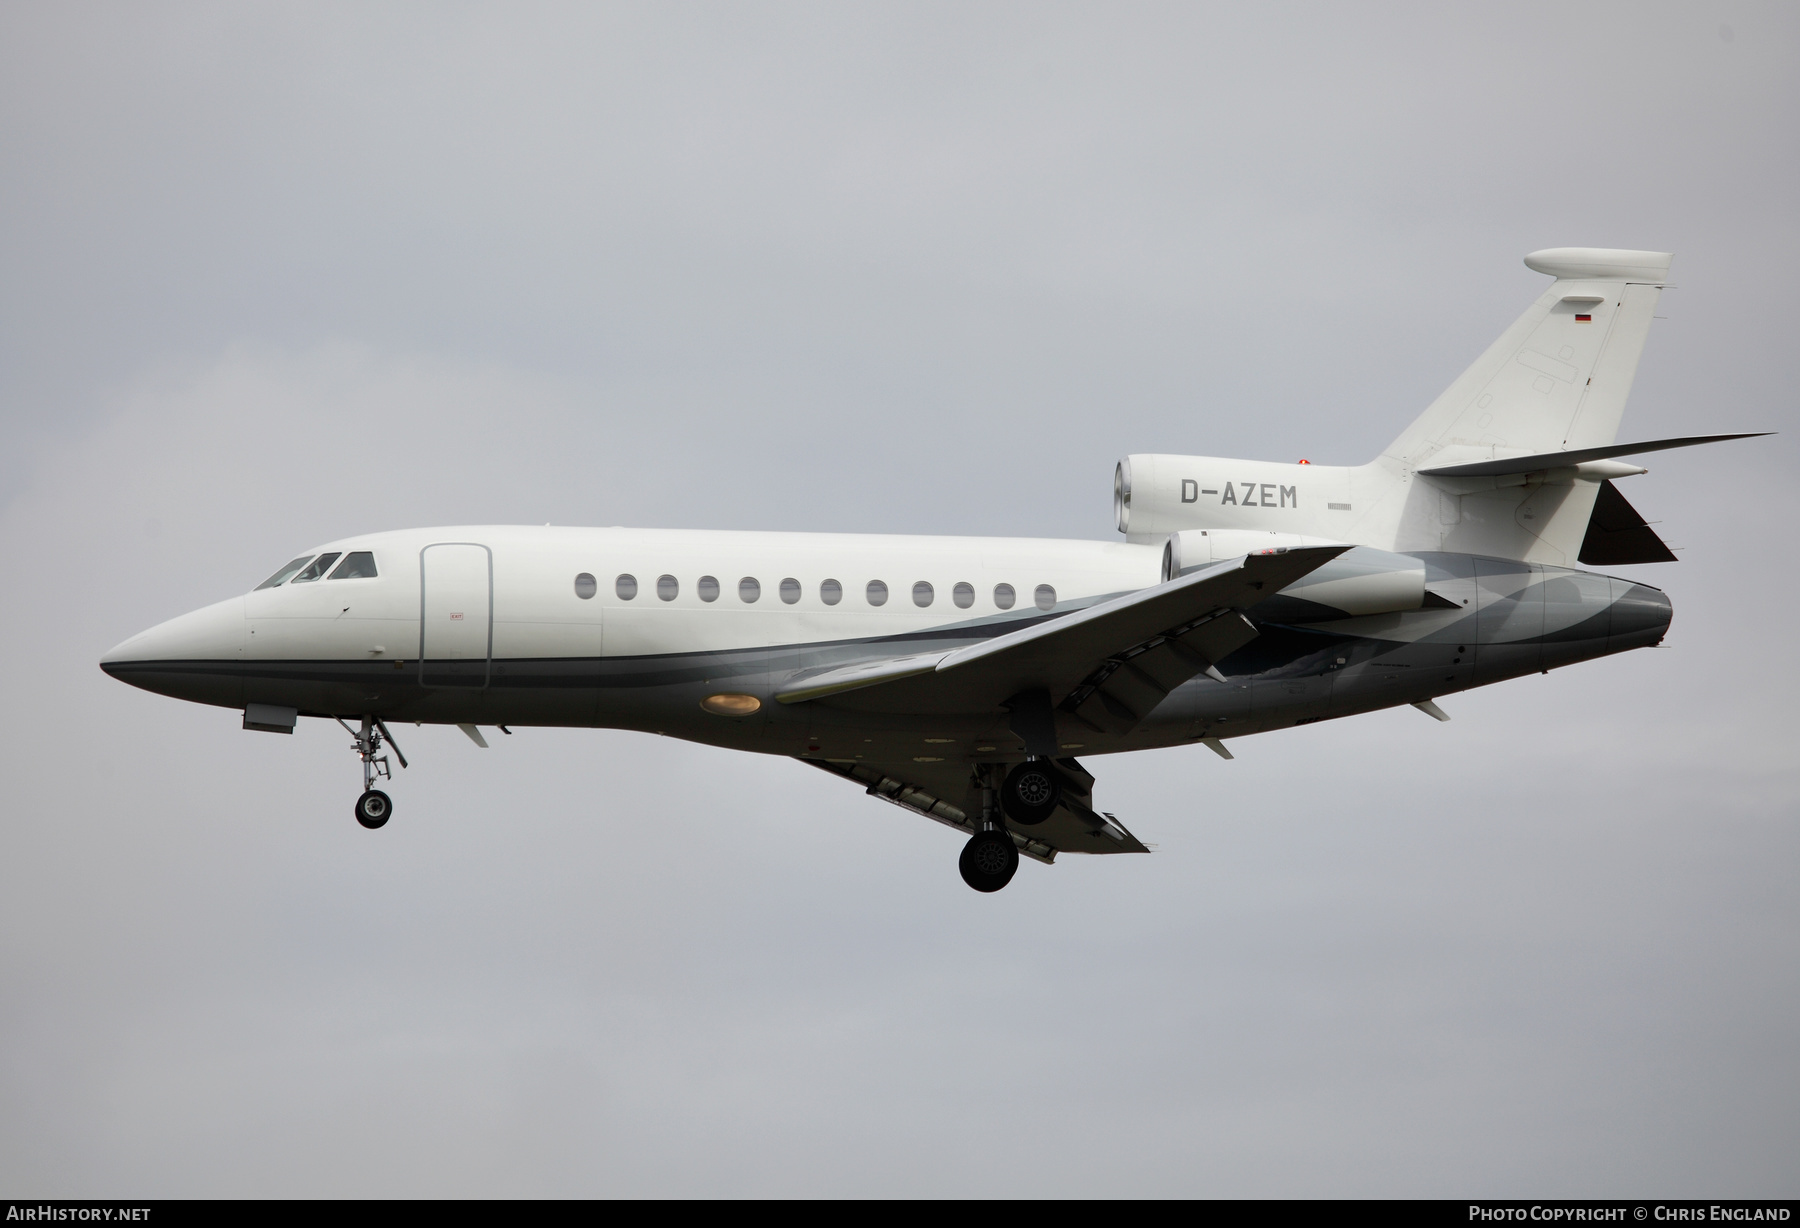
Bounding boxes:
420 543 492 687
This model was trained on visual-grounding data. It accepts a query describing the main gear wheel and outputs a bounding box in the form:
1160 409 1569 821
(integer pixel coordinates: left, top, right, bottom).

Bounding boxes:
959 830 1019 892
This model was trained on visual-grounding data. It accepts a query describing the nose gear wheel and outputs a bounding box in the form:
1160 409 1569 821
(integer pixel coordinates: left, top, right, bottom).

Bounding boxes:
355 789 391 829
337 715 406 829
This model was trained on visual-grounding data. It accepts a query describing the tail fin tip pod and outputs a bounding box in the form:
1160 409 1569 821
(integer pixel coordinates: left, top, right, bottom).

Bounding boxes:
1521 248 1673 281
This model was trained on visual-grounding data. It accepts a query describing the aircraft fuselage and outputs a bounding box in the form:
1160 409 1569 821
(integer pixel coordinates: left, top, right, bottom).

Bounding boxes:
101 524 1671 767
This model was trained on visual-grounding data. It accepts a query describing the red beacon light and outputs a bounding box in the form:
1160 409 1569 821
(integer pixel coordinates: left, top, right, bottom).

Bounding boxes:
1297 459 1311 464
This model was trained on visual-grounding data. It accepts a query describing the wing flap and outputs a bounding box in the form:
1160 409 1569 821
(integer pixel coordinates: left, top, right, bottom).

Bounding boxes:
1057 794 1150 854
1061 608 1260 735
800 755 1149 857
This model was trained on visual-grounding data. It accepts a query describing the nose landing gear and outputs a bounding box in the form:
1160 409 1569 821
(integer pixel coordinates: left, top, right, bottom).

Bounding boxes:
355 788 392 829
336 716 406 829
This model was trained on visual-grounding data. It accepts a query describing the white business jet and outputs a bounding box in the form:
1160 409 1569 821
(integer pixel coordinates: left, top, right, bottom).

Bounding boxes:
102 248 1762 891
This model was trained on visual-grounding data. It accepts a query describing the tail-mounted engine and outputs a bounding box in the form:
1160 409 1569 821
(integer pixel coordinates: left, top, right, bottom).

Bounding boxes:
1115 454 1351 546
1164 532 1432 621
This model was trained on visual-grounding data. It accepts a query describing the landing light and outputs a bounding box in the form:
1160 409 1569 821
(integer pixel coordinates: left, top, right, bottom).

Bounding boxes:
701 693 762 716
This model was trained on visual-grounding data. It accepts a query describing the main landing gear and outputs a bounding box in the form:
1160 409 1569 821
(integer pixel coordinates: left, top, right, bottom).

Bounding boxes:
958 758 1071 892
960 763 1033 893
336 716 406 829
1000 760 1060 826
959 830 1018 893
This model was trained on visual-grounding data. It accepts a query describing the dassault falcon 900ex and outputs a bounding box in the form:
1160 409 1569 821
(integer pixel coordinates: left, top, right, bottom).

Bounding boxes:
102 248 1766 891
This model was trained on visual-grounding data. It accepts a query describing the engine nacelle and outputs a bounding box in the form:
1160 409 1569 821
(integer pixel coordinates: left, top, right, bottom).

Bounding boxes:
1163 531 1427 620
1115 453 1355 544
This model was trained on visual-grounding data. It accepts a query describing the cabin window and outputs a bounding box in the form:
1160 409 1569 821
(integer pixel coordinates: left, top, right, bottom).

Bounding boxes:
291 553 342 584
739 577 761 603
698 575 720 602
329 551 378 580
616 573 638 600
953 582 974 609
779 578 801 604
1035 584 1057 610
574 573 597 599
866 580 888 606
993 583 1016 610
820 579 842 606
255 556 315 590
657 574 679 601
913 581 934 608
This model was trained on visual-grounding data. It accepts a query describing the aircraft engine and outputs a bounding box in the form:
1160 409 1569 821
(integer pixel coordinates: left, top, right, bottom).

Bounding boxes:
1163 532 1428 620
1114 453 1351 543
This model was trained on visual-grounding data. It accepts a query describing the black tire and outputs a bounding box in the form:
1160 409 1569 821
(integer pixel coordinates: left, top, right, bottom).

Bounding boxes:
355 789 392 830
1000 760 1061 826
959 830 1019 893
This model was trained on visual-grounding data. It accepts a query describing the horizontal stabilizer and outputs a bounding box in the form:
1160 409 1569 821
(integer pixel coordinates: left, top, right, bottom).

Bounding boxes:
1418 432 1769 478
1579 480 1677 565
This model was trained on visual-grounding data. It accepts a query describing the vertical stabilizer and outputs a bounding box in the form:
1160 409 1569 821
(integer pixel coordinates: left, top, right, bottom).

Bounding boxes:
1384 248 1671 468
1383 248 1671 564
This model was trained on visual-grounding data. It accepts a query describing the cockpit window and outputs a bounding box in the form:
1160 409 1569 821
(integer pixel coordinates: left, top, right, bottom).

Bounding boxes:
255 556 316 590
290 552 342 583
328 551 378 580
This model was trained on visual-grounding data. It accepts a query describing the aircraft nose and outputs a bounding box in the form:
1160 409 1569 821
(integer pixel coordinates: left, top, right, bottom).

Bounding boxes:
100 596 247 705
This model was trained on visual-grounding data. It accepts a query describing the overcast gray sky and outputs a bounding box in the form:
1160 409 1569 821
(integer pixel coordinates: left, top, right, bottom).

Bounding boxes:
1 1 1795 1197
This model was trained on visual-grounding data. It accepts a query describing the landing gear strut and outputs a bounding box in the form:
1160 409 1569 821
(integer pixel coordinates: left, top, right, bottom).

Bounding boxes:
337 716 406 829
959 765 1020 892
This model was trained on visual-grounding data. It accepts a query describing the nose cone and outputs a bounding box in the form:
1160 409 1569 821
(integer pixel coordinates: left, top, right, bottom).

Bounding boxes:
101 596 247 708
